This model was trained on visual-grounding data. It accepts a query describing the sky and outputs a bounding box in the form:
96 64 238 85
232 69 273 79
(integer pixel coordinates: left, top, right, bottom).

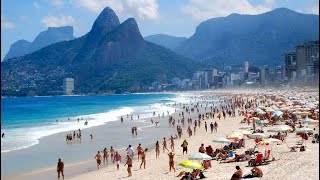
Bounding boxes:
1 0 319 61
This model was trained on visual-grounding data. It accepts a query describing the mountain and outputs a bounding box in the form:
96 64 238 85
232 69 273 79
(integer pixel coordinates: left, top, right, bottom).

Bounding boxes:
1 7 200 96
3 26 75 61
176 8 319 67
144 34 187 50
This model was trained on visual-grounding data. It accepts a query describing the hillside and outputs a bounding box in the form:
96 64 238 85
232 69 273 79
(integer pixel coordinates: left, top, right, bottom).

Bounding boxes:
176 8 319 67
1 7 200 96
144 34 187 50
4 26 75 61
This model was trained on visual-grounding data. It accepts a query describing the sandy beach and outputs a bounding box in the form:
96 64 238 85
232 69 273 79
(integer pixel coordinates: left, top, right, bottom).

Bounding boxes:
5 89 320 180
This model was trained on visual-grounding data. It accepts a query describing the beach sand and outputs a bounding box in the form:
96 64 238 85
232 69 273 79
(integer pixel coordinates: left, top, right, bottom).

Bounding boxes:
5 89 320 180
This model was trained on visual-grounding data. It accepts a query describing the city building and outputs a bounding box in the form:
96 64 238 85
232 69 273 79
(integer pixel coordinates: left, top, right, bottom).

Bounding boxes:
244 61 249 73
63 78 74 95
285 52 297 79
296 41 319 76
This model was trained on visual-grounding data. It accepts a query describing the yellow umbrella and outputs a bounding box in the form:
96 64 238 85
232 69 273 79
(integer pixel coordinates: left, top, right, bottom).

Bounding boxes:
257 140 270 146
179 160 203 170
253 117 260 121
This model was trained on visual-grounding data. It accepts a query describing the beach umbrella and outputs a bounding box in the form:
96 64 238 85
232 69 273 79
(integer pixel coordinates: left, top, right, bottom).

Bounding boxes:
295 127 314 133
179 160 204 170
253 117 260 121
257 111 266 115
212 137 231 143
303 117 316 123
256 119 269 125
254 108 263 113
234 129 252 135
188 153 212 161
239 125 252 129
299 111 310 115
268 125 292 132
226 132 243 140
266 138 282 143
250 133 267 139
279 107 290 111
272 111 283 117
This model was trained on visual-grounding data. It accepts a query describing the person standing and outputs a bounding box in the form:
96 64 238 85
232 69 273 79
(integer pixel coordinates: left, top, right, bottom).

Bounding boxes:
205 122 208 132
168 152 176 172
214 121 218 133
124 155 133 177
155 141 160 159
114 151 121 170
126 145 134 158
140 148 148 169
57 158 64 180
95 151 102 170
181 139 188 155
210 122 214 133
110 146 115 163
137 143 143 162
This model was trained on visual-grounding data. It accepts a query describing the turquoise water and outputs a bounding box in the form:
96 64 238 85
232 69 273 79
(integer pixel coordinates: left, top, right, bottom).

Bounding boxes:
1 94 177 153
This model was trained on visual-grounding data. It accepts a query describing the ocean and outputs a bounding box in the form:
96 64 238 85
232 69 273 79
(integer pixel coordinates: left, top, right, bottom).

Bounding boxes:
1 93 195 177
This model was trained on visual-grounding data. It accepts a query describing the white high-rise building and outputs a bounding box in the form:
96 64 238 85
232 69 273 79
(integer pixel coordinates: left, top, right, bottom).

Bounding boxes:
244 61 249 73
63 78 74 95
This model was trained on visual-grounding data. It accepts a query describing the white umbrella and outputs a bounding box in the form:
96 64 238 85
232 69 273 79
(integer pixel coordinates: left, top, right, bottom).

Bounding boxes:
256 119 269 125
266 138 282 143
250 133 267 139
295 127 314 133
188 153 212 160
268 125 292 132
212 137 231 143
239 125 252 129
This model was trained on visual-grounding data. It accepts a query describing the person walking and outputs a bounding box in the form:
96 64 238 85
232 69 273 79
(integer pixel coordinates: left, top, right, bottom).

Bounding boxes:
95 151 102 170
57 158 64 180
140 148 148 169
210 122 214 133
205 122 208 132
124 155 133 177
114 151 121 170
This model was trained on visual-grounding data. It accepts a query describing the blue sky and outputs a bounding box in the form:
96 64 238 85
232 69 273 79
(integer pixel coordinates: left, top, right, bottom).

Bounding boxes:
1 0 319 61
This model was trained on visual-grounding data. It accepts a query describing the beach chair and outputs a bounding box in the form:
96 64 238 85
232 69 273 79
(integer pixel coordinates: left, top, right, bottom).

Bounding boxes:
248 153 264 166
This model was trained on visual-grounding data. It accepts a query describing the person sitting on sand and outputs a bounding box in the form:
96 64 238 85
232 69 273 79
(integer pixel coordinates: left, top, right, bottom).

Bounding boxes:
231 165 243 180
57 158 64 180
199 143 206 153
95 151 102 170
243 166 263 178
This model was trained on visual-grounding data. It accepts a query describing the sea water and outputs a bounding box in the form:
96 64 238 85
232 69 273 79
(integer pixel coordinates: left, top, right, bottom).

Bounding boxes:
1 93 195 177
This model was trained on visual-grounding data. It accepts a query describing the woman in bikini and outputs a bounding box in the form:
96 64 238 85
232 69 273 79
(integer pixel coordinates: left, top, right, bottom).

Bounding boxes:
140 148 148 169
155 141 160 159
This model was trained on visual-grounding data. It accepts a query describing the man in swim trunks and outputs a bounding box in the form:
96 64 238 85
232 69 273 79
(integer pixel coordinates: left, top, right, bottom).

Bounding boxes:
95 151 102 170
137 143 143 162
57 158 64 180
170 136 175 151
168 152 176 172
114 151 121 170
163 137 169 153
124 155 133 177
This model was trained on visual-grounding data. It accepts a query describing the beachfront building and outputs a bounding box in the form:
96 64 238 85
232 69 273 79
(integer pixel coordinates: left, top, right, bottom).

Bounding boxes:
296 40 319 76
63 78 74 95
259 65 268 84
285 52 297 80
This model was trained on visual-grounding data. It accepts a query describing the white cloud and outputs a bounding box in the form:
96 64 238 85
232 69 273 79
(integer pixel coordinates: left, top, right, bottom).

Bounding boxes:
310 5 319 14
33 1 40 9
72 0 159 21
41 15 75 27
181 0 273 21
1 15 15 29
52 0 64 8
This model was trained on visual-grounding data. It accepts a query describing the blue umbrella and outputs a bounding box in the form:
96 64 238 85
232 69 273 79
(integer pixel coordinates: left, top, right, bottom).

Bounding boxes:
271 111 283 117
